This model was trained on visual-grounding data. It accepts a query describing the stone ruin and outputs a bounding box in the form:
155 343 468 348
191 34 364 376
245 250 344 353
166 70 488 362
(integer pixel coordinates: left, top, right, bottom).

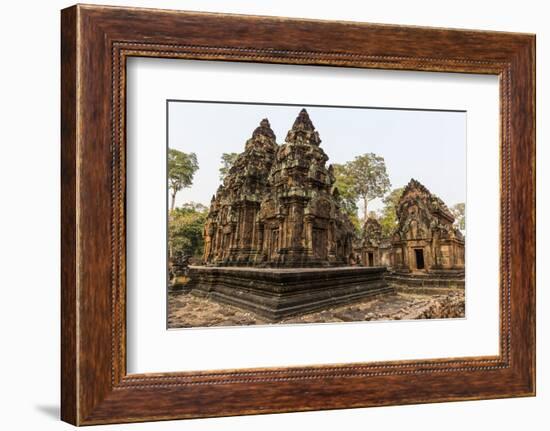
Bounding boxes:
202 117 278 266
392 179 465 272
202 109 355 268
358 217 392 268
183 111 465 319
359 178 465 289
187 109 391 320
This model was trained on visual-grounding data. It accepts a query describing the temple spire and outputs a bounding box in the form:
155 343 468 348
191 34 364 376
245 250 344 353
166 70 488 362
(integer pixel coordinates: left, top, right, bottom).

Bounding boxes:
244 117 278 153
285 108 321 146
252 118 276 140
292 108 315 132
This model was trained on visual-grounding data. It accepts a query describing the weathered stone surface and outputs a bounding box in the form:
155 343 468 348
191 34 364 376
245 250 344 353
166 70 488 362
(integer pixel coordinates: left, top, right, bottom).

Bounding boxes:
357 218 393 268
202 118 278 266
178 112 464 323
187 265 391 321
168 251 190 290
357 178 465 289
202 109 355 268
391 178 465 273
386 272 464 291
191 109 391 321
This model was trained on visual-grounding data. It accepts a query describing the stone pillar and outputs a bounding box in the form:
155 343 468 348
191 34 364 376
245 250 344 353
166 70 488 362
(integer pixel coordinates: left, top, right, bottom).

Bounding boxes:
289 201 304 249
424 246 432 272
276 215 284 252
215 227 223 261
230 224 237 249
258 223 264 252
203 236 211 263
403 245 410 271
327 220 335 258
304 214 314 256
275 219 282 252
237 206 244 249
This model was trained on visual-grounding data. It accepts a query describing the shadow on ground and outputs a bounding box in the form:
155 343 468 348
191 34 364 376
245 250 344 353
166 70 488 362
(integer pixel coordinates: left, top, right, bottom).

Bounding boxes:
35 404 59 420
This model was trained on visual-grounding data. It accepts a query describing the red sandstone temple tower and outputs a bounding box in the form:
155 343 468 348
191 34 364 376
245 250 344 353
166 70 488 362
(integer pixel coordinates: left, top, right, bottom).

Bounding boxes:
202 109 355 268
258 109 354 266
202 118 278 265
188 109 391 320
184 111 464 319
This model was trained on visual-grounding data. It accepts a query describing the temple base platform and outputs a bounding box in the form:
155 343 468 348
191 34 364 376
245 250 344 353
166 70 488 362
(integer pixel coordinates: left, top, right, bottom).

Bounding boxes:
187 265 393 321
386 269 465 293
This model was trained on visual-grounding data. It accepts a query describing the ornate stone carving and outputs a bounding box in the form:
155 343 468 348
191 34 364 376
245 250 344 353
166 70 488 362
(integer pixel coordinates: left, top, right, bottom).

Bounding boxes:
201 118 278 265
362 218 383 248
358 217 387 267
202 109 355 267
391 178 465 273
354 179 465 289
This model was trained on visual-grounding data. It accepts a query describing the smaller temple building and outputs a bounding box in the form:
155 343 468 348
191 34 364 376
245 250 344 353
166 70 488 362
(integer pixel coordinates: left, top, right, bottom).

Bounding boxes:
391 179 465 274
359 179 465 288
358 218 392 268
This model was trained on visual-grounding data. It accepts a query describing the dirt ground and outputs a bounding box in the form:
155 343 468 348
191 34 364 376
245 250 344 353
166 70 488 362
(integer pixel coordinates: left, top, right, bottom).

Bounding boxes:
167 289 465 329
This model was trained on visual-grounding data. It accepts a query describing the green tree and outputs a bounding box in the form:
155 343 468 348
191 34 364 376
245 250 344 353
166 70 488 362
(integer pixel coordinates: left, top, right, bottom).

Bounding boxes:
219 152 239 182
377 187 404 237
332 163 361 233
451 202 466 232
345 153 391 221
367 211 379 220
333 163 359 214
168 149 199 211
168 203 208 258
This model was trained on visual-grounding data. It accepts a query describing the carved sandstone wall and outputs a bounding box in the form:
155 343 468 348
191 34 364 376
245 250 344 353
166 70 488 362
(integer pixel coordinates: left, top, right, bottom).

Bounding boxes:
202 109 355 268
360 179 465 273
392 179 465 273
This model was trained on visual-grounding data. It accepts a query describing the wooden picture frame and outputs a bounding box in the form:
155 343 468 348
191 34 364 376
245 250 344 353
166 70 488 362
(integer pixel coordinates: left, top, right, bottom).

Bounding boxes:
61 4 535 425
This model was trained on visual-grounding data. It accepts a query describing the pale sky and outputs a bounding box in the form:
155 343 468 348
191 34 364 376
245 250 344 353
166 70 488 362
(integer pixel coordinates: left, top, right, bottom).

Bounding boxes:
168 101 466 216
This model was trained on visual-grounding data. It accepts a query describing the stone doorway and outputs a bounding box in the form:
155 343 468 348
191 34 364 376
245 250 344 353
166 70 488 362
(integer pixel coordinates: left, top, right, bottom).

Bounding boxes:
368 252 374 267
414 248 425 270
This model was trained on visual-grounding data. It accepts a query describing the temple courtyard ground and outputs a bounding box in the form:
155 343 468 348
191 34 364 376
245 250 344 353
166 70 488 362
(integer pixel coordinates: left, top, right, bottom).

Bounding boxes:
167 288 465 329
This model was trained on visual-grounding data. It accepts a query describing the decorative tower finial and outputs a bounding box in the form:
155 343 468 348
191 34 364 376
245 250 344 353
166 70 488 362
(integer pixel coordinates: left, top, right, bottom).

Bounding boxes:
292 108 315 131
285 108 321 146
252 117 276 140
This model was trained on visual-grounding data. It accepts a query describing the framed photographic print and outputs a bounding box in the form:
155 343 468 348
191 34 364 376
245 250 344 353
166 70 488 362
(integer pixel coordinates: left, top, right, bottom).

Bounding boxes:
61 4 535 425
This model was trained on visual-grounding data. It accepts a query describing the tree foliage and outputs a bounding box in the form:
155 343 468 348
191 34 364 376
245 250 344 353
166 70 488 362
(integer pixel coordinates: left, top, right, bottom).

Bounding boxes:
332 163 361 233
377 187 404 237
332 164 359 214
334 153 391 221
347 153 391 219
219 152 239 182
168 149 198 211
168 202 208 258
451 202 466 232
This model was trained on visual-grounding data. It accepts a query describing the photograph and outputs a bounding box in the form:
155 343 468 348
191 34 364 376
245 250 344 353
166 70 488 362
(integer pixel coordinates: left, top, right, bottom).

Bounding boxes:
167 101 466 328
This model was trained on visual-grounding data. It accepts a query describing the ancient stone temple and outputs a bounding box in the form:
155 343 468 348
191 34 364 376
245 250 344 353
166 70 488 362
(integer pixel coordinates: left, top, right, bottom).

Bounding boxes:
202 118 278 266
390 178 465 275
188 109 392 320
202 109 355 268
358 218 392 268
358 179 465 289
